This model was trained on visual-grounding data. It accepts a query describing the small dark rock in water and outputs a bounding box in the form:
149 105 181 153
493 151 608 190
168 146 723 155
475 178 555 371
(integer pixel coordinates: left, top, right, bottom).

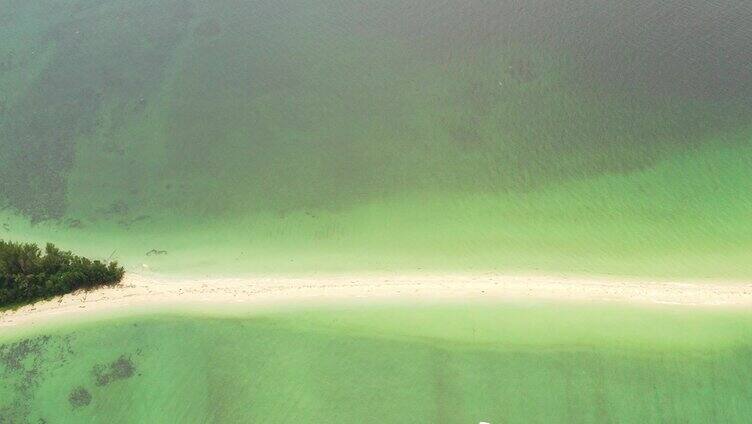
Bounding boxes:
67 219 83 229
68 387 91 408
146 249 167 256
133 215 150 223
103 201 129 215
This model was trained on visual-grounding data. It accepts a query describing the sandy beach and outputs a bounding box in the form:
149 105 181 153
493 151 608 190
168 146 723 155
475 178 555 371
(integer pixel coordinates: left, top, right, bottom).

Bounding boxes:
2 273 752 329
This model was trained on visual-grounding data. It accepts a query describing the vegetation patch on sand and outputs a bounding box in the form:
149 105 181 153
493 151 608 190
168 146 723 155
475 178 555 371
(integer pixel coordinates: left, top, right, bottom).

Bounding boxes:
0 240 124 309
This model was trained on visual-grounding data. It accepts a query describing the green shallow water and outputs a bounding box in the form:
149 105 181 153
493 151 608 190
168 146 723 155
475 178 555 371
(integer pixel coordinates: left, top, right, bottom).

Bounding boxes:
3 304 752 423
3 140 752 278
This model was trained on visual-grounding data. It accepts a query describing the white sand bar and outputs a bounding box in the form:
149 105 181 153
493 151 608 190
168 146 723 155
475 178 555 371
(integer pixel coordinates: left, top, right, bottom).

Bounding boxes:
2 273 752 329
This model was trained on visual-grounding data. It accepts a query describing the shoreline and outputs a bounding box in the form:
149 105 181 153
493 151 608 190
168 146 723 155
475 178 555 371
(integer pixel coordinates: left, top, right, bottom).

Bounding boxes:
2 273 752 331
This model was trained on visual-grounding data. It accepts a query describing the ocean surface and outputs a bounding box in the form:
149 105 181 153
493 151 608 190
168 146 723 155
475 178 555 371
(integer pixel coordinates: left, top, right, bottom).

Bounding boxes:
2 3 752 421
1 0 751 277
3 304 752 423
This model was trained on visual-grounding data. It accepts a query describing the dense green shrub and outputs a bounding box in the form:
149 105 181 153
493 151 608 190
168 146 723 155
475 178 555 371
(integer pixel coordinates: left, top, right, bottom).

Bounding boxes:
0 240 124 308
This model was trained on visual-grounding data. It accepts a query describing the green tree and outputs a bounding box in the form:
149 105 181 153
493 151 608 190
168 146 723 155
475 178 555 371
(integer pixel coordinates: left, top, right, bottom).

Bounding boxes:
0 240 124 308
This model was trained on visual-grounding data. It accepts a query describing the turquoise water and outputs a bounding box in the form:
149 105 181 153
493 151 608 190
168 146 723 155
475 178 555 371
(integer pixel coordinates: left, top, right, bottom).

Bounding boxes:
3 304 752 422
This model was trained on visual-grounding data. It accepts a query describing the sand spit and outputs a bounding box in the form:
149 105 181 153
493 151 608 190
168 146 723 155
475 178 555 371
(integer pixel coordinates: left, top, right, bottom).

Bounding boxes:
2 273 752 328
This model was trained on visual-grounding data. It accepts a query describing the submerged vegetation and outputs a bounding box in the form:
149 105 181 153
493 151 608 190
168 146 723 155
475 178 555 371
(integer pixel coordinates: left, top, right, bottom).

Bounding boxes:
0 240 124 308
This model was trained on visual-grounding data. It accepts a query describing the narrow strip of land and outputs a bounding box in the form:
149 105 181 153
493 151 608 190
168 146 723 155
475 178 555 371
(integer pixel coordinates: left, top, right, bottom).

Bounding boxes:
2 273 752 328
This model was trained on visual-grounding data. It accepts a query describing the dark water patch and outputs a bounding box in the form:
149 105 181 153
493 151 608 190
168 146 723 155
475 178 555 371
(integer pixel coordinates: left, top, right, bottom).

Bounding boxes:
561 1 752 102
92 355 135 386
0 0 191 220
161 0 752 218
68 386 92 409
335 0 752 102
